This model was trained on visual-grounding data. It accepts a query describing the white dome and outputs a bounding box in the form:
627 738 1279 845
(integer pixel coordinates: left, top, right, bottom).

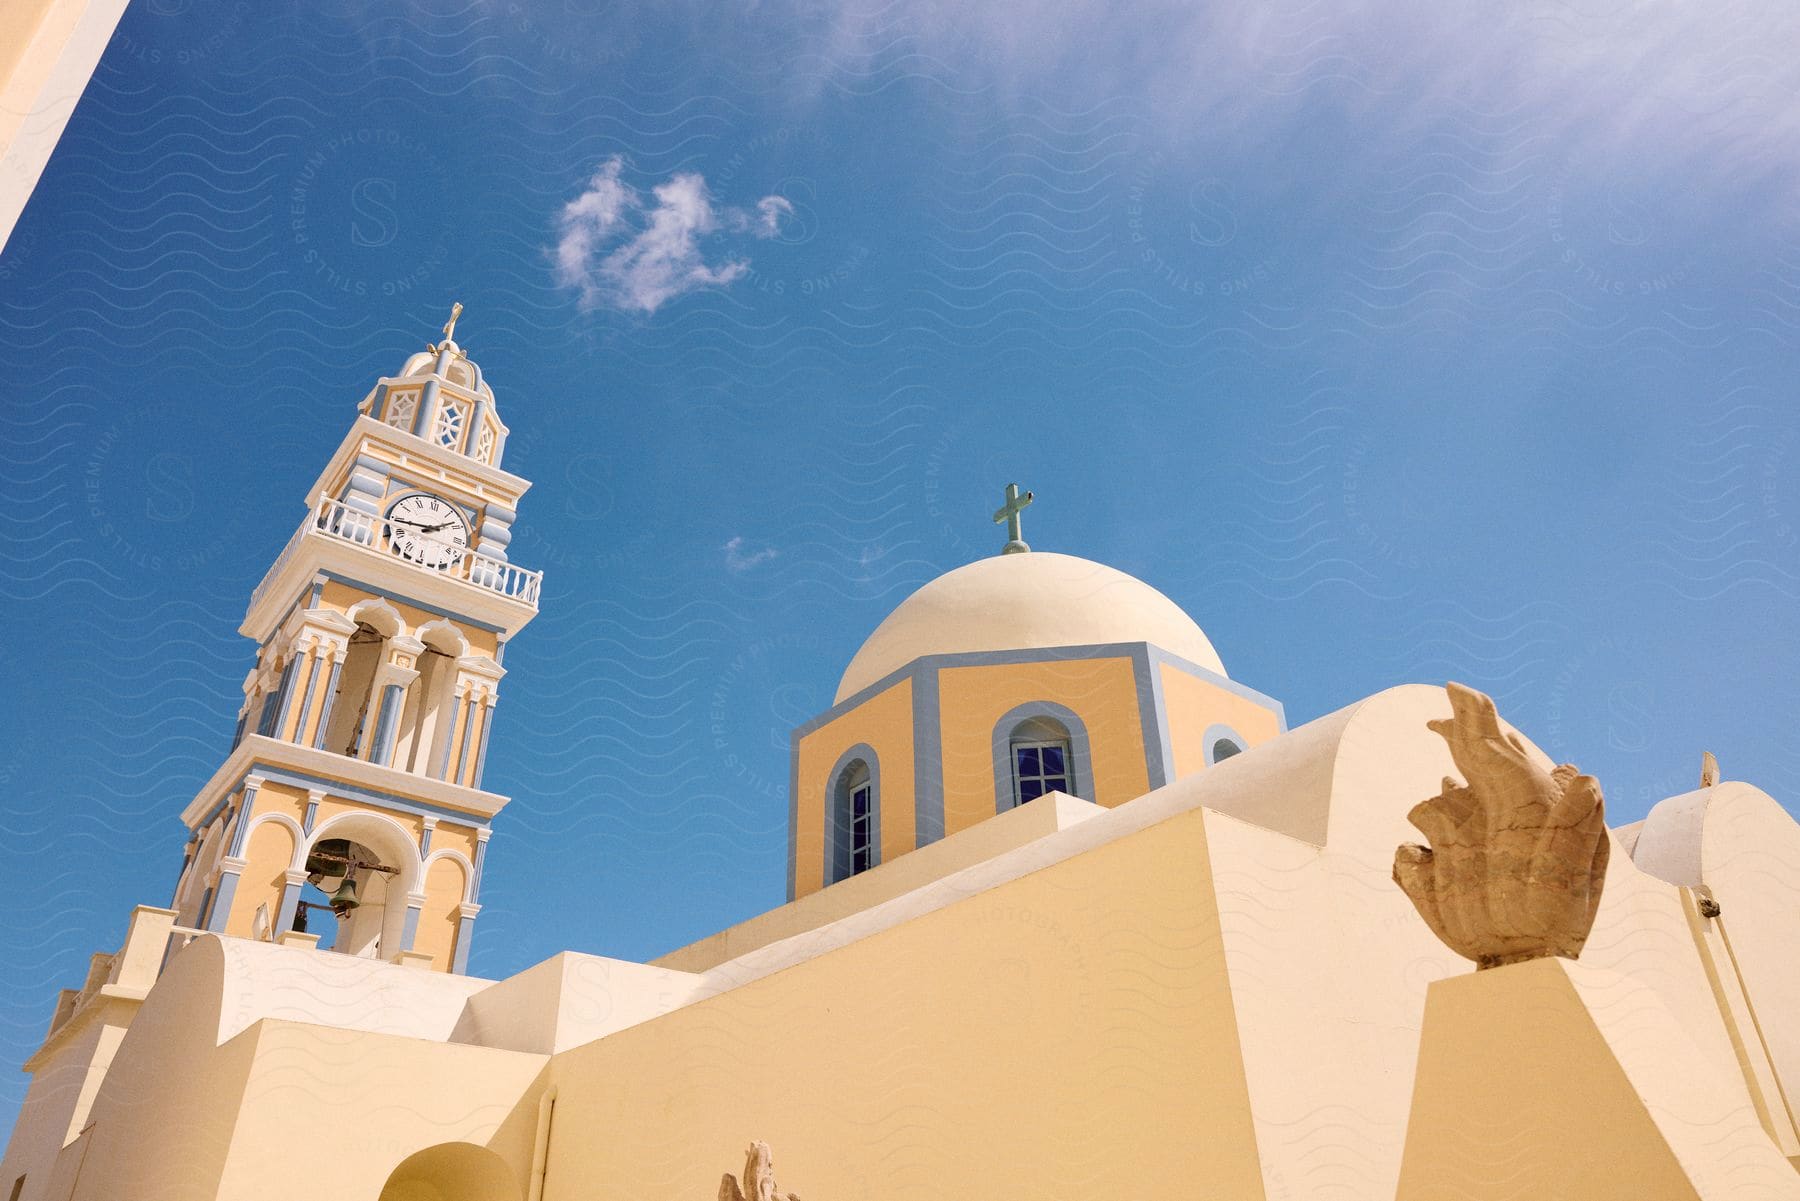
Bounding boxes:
835 552 1226 702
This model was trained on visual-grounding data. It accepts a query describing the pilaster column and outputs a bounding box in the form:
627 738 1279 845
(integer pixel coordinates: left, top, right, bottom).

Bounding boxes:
476 502 515 562
302 789 324 835
451 901 481 974
365 636 423 766
227 775 266 859
419 815 437 855
471 693 500 790
471 828 491 901
417 379 443 441
280 608 355 747
400 890 428 951
446 656 504 785
207 856 247 933
272 645 309 743
275 868 308 934
312 653 346 750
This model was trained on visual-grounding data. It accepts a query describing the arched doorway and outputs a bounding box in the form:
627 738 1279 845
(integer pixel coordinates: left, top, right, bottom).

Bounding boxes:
378 1142 519 1201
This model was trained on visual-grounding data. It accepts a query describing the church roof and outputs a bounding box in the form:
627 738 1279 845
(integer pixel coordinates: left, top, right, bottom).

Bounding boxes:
835 551 1226 702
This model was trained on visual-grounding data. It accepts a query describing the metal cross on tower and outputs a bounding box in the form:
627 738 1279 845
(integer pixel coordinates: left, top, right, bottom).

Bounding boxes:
993 482 1034 554
442 301 463 343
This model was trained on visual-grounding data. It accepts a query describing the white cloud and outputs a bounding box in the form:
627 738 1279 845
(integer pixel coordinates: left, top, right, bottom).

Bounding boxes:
691 0 1800 204
724 535 779 572
553 157 792 314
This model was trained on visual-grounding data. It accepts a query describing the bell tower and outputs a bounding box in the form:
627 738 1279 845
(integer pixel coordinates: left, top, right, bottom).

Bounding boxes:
170 306 541 973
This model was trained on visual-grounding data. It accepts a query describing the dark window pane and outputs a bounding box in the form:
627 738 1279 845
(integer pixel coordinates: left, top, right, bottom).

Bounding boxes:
1016 746 1039 775
1042 775 1068 794
1019 779 1044 802
1212 739 1243 762
1041 745 1065 774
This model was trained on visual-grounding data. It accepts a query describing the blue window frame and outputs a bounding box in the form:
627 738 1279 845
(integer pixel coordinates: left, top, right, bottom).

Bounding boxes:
1012 736 1072 805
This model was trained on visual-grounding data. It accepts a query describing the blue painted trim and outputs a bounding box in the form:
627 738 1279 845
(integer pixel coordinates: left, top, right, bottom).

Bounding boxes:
824 743 881 886
452 913 475 974
484 502 518 524
454 697 478 785
1146 644 1288 732
276 877 303 933
273 653 310 742
206 870 240 933
493 637 507 667
472 700 498 790
311 658 345 750
316 570 507 633
470 837 488 901
303 794 320 834
419 822 434 855
796 642 1283 740
370 683 406 766
193 759 501 832
254 689 281 739
1131 644 1173 792
990 700 1094 812
470 398 491 459
400 903 422 951
912 669 944 848
417 379 441 438
1201 723 1249 766
227 780 261 858
430 700 459 781
291 650 323 745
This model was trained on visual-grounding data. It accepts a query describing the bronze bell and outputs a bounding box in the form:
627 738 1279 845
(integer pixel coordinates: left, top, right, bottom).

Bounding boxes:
328 877 360 914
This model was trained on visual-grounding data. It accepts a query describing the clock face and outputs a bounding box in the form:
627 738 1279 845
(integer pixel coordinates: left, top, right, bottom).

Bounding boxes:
384 492 470 569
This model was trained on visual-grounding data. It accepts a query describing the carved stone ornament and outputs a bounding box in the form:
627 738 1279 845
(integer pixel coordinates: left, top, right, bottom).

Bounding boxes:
1393 682 1609 969
718 1141 802 1201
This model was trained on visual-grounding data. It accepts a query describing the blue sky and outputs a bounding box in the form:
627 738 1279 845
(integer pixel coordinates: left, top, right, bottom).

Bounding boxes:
3 0 1800 1132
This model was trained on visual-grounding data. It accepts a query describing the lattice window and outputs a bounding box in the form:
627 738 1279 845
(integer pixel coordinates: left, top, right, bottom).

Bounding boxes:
831 759 876 882
473 422 496 464
384 392 417 432
1011 739 1071 804
434 399 466 450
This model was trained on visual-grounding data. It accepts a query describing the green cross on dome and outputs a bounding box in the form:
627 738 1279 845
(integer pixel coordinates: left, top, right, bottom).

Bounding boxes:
993 482 1034 554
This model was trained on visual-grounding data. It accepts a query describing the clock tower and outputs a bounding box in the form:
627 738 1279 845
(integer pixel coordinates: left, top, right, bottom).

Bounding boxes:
170 309 541 973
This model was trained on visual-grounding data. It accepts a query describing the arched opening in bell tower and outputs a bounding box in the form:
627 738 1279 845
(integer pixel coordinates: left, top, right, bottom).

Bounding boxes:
394 622 466 776
325 618 394 758
293 816 421 959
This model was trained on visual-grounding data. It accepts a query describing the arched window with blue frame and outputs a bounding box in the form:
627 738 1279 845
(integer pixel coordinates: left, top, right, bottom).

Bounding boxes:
993 701 1094 812
828 745 881 884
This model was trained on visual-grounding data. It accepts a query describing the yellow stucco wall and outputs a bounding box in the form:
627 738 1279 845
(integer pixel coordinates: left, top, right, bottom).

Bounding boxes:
792 679 915 899
1396 956 1800 1200
1160 662 1283 780
413 856 468 971
226 820 298 938
542 803 1265 1201
938 657 1148 836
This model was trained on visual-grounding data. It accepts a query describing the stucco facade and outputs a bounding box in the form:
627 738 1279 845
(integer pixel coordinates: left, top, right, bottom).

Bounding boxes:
4 329 1798 1200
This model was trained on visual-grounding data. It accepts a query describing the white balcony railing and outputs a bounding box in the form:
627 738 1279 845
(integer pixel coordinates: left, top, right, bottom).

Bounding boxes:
250 495 542 614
